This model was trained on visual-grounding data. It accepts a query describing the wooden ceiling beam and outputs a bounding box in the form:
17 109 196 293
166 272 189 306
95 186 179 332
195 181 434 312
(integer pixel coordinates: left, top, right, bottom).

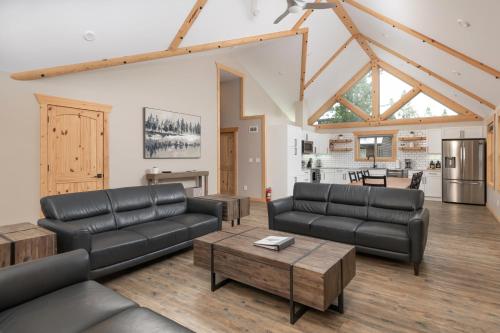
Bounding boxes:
344 0 500 79
307 62 371 125
292 0 320 30
338 97 370 121
304 36 354 89
168 0 207 50
299 30 309 101
361 35 496 110
380 87 421 120
11 28 308 80
371 61 380 120
330 0 377 61
315 114 480 129
378 60 481 119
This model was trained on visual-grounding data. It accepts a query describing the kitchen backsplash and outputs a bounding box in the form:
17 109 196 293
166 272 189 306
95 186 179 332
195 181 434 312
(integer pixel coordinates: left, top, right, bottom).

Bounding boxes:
303 130 441 171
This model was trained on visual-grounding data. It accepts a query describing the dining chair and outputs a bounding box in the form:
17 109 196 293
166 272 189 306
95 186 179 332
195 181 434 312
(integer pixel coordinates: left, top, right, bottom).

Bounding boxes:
362 170 370 177
348 171 358 183
356 171 364 181
362 175 387 187
408 171 423 189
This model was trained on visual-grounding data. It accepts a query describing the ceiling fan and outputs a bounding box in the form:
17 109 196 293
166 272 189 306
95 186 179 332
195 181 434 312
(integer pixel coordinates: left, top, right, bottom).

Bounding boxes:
274 0 336 24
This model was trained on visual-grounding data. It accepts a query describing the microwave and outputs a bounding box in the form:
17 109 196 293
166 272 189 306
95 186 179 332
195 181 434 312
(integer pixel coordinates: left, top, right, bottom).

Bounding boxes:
302 140 314 154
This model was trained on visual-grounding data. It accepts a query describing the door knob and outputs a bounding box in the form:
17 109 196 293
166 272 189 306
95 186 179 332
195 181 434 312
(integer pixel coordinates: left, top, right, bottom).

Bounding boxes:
95 173 103 178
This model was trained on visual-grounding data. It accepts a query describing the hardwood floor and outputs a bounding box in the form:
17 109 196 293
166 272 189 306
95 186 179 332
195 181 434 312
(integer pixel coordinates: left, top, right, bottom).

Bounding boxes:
102 201 500 332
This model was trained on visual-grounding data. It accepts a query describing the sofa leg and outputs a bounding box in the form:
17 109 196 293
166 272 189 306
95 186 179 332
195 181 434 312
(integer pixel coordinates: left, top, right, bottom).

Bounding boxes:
413 263 420 276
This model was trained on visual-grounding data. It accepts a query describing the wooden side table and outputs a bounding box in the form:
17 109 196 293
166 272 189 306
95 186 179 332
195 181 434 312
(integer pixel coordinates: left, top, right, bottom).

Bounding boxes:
0 222 57 268
198 195 250 227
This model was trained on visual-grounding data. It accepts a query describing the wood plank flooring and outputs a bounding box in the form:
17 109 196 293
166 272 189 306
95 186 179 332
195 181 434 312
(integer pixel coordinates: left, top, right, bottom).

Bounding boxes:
102 201 500 332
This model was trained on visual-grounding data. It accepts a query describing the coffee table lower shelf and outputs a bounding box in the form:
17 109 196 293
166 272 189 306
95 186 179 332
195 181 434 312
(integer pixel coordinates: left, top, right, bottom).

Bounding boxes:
194 226 356 325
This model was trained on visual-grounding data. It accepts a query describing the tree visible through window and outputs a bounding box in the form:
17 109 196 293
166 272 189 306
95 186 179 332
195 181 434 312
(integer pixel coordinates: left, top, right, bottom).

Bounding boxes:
315 102 362 124
343 71 372 115
389 93 458 119
379 69 412 113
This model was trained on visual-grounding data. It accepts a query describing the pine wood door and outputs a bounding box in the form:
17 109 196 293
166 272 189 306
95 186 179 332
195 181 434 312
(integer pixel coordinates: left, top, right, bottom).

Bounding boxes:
220 130 237 195
47 105 105 195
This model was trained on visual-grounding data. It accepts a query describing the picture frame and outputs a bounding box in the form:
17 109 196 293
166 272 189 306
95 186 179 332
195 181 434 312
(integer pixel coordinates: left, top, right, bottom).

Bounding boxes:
143 107 201 159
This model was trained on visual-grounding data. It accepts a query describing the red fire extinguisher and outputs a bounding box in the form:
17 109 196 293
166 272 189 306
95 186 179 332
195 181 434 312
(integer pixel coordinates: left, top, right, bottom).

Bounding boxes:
266 187 272 202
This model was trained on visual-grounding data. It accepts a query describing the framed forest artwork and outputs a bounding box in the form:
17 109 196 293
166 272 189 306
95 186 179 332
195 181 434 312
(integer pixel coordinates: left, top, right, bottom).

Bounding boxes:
143 107 201 159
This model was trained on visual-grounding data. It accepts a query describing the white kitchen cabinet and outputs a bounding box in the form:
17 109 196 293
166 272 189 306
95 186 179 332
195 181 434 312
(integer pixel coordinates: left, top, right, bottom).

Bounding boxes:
287 124 302 148
423 171 442 199
427 128 442 154
442 126 484 139
315 134 330 155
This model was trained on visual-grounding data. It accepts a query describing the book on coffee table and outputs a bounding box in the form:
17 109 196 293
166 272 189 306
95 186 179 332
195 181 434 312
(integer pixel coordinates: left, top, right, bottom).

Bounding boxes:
253 236 294 251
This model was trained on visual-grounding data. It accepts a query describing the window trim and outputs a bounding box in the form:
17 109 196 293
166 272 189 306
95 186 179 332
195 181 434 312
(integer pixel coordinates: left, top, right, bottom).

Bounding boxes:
354 130 398 162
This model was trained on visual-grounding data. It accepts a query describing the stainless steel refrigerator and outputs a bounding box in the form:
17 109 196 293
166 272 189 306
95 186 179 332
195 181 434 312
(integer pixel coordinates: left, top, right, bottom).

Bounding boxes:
442 139 486 205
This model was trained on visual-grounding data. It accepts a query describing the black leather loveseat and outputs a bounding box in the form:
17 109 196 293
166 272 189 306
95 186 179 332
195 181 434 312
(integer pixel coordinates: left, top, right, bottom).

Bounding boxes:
39 183 222 278
0 249 193 333
268 183 429 275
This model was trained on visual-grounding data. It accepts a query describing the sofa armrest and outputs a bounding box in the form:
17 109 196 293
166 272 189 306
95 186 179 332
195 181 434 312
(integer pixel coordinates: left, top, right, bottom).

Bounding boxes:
408 208 430 264
38 218 91 252
0 249 89 312
267 196 293 230
187 198 223 230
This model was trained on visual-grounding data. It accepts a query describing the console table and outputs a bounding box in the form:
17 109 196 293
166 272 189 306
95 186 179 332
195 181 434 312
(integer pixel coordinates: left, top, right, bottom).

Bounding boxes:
146 171 209 195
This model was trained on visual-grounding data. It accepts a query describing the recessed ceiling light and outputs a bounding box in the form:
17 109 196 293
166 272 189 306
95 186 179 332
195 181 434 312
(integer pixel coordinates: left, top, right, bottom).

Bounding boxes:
452 70 462 76
83 30 96 42
457 19 471 28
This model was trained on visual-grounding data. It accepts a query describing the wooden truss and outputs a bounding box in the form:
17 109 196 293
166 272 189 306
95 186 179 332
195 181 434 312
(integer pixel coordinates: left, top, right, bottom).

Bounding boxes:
9 0 499 116
307 60 483 129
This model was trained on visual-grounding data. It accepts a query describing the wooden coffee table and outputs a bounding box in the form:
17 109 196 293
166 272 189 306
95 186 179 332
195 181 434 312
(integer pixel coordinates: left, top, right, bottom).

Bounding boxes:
193 226 356 324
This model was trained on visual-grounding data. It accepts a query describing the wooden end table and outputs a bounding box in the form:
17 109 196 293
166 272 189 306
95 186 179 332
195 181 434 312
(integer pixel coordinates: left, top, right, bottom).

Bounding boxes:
0 222 57 268
193 226 356 324
198 195 250 227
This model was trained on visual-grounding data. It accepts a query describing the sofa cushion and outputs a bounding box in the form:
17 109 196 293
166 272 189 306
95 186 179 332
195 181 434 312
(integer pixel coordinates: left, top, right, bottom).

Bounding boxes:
367 187 424 225
355 221 409 254
164 214 218 239
273 211 322 234
82 307 194 333
293 182 331 215
107 186 156 228
327 185 370 220
125 220 189 253
0 281 136 333
310 216 365 244
151 184 188 219
90 230 148 269
41 190 116 234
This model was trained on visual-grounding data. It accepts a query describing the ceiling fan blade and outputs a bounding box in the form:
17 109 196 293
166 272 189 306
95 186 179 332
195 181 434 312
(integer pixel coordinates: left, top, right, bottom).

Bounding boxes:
273 9 290 24
304 3 336 9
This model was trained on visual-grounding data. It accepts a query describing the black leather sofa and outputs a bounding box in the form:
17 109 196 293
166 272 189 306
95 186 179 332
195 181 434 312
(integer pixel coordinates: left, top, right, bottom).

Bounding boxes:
39 183 222 279
268 183 429 275
0 249 192 333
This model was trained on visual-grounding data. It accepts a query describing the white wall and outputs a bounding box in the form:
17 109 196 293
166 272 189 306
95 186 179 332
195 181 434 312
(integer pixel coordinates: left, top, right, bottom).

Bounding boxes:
220 79 263 199
0 48 293 225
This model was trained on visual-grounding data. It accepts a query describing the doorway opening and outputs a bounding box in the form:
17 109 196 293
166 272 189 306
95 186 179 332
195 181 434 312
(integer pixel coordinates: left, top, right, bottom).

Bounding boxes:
217 64 266 200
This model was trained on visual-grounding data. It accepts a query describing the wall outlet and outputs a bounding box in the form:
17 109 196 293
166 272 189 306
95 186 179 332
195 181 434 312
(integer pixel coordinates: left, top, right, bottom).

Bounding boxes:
249 158 253 163
243 185 248 191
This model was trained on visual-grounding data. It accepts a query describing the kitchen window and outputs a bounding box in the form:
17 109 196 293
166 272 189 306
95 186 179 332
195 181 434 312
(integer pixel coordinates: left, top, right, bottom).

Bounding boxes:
354 130 397 162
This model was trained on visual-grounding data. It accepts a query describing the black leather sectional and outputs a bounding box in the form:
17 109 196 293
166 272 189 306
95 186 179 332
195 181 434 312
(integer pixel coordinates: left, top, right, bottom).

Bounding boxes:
0 249 192 333
268 183 429 275
39 183 222 279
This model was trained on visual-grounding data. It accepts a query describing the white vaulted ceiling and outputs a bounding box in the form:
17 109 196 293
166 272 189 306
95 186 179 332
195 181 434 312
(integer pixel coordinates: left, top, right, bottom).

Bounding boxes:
0 0 498 120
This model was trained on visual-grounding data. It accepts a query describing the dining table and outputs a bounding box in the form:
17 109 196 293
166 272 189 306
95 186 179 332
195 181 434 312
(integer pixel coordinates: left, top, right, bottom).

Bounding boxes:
351 177 411 189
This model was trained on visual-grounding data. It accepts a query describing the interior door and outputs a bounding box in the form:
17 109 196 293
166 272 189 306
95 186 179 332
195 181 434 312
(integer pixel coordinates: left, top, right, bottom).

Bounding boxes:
47 106 105 195
220 131 236 195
